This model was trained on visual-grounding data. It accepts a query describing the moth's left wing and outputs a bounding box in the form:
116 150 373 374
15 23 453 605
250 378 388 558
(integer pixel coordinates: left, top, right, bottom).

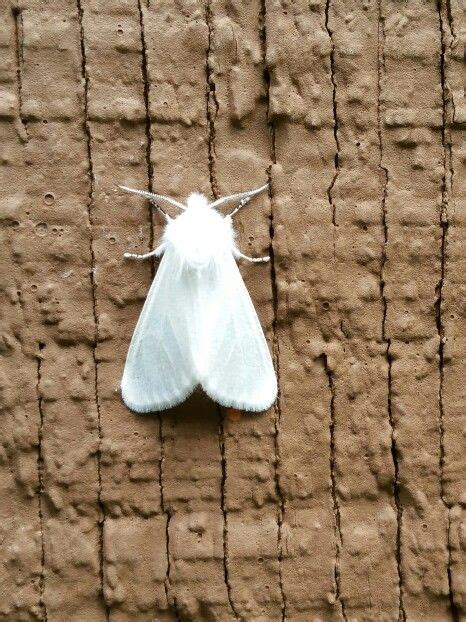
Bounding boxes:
200 253 277 412
121 249 198 413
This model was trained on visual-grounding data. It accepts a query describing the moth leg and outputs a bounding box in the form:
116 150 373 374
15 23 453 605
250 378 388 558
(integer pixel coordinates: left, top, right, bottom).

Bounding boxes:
124 243 165 261
235 250 270 263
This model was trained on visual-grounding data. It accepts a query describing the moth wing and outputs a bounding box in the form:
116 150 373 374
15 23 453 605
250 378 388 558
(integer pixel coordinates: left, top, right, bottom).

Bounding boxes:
121 249 197 412
200 254 277 412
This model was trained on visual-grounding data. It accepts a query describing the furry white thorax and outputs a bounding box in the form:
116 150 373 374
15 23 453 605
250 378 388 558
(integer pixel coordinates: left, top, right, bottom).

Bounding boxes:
164 193 235 268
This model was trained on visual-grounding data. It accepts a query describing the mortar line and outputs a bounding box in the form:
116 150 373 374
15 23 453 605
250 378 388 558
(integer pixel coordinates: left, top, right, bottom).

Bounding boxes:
137 0 155 280
376 4 406 620
324 0 340 261
12 5 28 139
260 1 287 619
435 2 458 619
321 355 347 621
35 346 48 621
205 3 237 618
76 3 109 618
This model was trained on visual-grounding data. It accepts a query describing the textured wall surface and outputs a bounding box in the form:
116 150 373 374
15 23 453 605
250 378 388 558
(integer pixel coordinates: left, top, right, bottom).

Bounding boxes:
0 0 464 620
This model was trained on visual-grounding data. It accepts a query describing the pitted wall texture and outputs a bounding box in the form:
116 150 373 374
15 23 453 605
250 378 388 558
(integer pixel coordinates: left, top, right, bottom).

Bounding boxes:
0 0 464 620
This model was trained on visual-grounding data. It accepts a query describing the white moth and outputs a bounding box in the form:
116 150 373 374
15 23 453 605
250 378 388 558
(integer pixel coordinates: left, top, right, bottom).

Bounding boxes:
119 184 277 413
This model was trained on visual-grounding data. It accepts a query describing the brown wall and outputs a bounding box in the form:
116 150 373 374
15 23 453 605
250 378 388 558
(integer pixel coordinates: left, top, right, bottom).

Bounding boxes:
0 0 464 620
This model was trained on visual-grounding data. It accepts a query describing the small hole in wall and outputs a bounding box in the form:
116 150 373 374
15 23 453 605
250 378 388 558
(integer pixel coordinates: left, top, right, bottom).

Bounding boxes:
356 141 360 147
31 284 37 291
44 193 55 205
362 224 368 231
109 236 116 244
322 301 330 310
39 342 45 350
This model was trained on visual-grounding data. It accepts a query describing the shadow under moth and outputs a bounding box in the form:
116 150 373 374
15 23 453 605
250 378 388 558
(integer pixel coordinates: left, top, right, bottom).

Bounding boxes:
119 184 277 413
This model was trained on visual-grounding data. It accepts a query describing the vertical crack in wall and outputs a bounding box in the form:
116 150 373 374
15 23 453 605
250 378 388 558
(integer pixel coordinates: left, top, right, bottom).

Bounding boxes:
445 0 456 45
12 6 28 141
136 4 175 616
35 345 47 621
76 3 109 618
435 2 458 619
218 408 239 620
137 0 155 280
158 417 180 620
205 3 237 617
376 6 406 621
321 355 347 621
260 2 286 619
205 0 219 199
323 3 346 617
324 0 340 259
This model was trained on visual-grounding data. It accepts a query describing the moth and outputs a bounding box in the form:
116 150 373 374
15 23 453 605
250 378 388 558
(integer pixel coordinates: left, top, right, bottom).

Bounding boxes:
119 184 277 413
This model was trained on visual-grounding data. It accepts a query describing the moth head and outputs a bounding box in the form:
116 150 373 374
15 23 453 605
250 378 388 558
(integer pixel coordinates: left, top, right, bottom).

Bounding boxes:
186 193 209 210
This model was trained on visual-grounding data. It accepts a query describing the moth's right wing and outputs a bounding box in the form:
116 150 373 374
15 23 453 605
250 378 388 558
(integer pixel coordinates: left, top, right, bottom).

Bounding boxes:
121 249 198 412
199 253 277 412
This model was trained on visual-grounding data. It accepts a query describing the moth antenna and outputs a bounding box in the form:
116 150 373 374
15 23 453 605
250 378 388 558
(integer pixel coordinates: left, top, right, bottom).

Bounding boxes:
118 185 186 211
229 195 252 218
209 183 269 211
